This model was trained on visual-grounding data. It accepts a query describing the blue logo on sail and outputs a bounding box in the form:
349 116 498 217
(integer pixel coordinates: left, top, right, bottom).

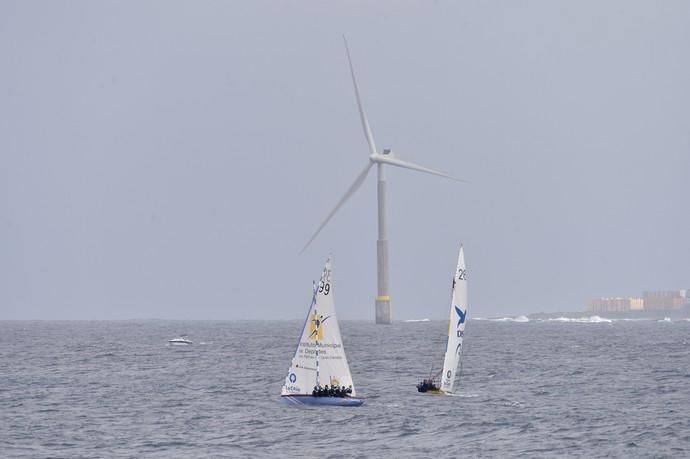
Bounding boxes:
455 306 466 328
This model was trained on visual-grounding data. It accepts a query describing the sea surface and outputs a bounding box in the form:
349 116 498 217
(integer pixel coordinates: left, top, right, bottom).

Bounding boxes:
1 318 689 458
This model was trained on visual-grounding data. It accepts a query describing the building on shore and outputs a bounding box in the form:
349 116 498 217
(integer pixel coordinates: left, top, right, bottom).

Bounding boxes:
643 290 688 310
589 289 689 313
589 297 644 313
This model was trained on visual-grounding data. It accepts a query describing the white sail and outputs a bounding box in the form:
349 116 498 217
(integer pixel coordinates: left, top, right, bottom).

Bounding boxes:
281 258 356 396
440 246 468 393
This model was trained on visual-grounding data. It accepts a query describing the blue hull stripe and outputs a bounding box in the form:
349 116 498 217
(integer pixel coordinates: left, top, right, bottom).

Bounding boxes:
279 396 364 407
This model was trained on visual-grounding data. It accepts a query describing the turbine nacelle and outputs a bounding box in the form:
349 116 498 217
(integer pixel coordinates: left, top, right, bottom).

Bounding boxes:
369 149 394 163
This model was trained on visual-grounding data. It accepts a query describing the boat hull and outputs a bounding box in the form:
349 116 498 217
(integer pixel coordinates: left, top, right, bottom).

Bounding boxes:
421 389 447 395
280 395 364 407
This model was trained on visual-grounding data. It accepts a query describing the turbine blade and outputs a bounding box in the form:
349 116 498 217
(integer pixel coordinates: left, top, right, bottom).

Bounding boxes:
301 162 374 253
377 155 468 183
343 36 377 156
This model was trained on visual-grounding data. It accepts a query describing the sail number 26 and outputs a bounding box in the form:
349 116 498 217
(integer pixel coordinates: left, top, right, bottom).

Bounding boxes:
319 269 332 295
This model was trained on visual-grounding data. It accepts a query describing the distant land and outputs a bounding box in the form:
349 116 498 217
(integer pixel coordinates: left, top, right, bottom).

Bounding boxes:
583 288 689 319
527 289 690 319
477 289 690 322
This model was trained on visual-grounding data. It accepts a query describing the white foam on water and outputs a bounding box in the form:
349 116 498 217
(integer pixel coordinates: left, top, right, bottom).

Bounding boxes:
658 317 672 323
614 318 653 322
547 317 571 322
547 315 612 323
447 392 480 398
477 315 622 323
403 318 430 323
474 316 529 322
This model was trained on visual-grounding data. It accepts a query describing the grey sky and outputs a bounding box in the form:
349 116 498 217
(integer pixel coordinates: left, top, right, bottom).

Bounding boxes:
2 1 688 320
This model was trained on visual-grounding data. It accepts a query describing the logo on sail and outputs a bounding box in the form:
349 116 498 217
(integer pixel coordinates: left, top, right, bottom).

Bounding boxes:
454 305 467 338
309 313 330 340
455 306 467 328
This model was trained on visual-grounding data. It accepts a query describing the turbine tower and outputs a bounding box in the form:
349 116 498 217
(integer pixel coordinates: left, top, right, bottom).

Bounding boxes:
302 38 464 324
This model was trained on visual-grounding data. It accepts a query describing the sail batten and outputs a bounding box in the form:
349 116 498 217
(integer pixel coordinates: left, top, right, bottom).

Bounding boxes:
439 246 468 393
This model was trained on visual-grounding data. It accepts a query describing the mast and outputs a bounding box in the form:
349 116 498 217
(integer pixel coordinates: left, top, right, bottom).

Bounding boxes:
314 299 320 388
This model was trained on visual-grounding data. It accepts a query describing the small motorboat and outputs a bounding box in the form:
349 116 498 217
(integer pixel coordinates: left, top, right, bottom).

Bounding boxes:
168 336 192 345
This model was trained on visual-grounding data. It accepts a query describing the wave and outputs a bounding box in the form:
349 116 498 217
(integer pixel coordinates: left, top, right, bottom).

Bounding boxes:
547 315 612 323
447 392 480 398
475 315 620 323
403 318 430 322
472 315 690 324
473 316 529 323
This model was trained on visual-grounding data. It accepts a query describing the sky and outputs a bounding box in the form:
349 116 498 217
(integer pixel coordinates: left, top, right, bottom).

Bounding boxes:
1 1 689 320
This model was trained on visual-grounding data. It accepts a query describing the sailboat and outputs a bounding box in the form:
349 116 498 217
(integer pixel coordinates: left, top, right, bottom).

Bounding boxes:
280 257 364 407
417 245 468 395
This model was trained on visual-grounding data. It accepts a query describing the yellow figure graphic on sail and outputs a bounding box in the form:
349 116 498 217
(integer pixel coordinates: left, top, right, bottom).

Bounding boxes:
309 313 329 340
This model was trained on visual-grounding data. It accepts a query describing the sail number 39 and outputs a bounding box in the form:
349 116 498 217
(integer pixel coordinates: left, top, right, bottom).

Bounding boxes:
318 281 330 295
319 269 332 295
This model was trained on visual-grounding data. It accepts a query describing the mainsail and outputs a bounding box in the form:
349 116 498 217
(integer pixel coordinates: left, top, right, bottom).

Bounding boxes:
281 258 356 396
439 246 468 393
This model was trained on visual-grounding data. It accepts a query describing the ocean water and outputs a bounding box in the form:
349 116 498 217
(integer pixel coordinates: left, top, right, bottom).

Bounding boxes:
1 319 689 458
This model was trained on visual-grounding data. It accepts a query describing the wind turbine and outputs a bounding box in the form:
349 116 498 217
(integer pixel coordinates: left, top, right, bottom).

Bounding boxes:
302 38 465 324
